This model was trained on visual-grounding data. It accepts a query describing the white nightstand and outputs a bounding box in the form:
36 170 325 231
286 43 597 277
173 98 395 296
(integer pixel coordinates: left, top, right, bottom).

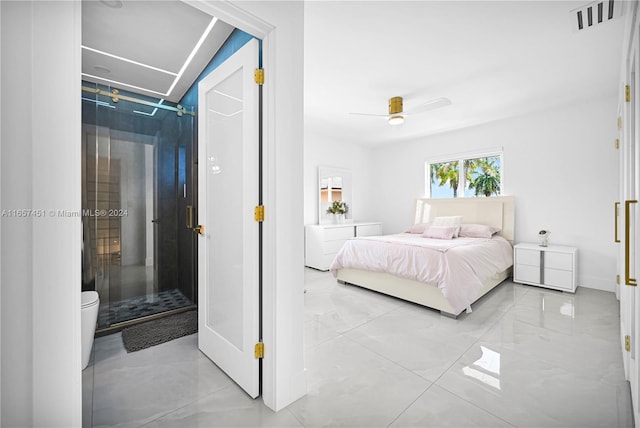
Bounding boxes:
513 243 577 293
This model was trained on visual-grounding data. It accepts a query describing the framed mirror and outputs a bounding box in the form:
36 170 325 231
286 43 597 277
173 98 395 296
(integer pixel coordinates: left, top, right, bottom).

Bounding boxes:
318 166 352 224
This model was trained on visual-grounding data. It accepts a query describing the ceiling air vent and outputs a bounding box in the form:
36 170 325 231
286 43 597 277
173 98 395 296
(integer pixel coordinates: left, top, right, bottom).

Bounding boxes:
570 1 623 32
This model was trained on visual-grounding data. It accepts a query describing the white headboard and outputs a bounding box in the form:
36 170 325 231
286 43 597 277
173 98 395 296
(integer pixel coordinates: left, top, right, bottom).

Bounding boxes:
414 196 515 243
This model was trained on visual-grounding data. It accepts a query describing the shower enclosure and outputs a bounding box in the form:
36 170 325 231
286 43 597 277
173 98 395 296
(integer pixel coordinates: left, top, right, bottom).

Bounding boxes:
81 82 197 332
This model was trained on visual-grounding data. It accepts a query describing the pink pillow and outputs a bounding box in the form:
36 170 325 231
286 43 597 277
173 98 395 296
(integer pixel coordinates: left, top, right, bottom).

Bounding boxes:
422 225 457 240
459 223 501 238
432 215 463 237
405 223 429 234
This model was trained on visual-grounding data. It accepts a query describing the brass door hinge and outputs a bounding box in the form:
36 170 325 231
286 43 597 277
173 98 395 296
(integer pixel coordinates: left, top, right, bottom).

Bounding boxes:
254 342 264 359
254 69 265 85
626 335 631 352
616 139 620 149
255 205 265 222
617 274 621 285
619 116 623 130
626 84 631 102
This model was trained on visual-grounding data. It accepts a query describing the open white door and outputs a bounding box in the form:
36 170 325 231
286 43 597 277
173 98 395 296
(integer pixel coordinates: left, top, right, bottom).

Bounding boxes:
197 39 261 398
621 6 640 420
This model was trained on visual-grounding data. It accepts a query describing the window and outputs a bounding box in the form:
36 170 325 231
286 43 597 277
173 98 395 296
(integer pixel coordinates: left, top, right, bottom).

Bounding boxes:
426 150 503 198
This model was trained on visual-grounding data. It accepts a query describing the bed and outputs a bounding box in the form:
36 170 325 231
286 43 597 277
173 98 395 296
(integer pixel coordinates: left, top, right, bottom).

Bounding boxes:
330 196 515 317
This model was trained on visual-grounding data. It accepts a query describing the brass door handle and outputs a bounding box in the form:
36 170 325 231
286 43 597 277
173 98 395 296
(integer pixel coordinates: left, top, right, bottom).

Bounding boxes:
625 200 637 286
615 202 620 243
193 225 205 235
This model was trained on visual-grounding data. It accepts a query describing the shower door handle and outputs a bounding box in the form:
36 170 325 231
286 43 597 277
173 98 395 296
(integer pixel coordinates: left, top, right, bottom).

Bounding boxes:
186 205 194 229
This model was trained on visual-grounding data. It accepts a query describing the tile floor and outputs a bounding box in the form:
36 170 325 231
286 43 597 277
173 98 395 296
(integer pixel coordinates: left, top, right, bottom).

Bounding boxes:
83 268 634 427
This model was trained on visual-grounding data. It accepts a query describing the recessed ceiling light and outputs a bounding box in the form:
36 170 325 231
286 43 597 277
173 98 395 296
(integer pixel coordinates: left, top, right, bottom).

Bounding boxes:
81 16 218 98
94 65 111 74
99 0 123 9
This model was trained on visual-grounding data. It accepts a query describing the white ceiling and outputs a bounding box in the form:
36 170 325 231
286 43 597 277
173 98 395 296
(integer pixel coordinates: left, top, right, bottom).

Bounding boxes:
304 0 627 146
81 1 627 144
82 0 234 103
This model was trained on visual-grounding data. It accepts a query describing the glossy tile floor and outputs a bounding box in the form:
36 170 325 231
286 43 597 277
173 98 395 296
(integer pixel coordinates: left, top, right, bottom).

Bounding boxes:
84 268 634 427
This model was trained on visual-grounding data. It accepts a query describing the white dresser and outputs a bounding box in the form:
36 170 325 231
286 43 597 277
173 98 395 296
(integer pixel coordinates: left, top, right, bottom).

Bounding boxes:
513 243 577 293
305 222 382 271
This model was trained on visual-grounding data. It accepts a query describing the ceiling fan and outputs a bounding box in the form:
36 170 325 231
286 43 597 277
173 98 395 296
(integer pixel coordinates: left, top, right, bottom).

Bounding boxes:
350 96 451 126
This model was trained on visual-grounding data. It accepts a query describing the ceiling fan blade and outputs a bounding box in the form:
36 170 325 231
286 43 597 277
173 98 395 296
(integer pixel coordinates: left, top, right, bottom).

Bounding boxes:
404 97 452 115
348 112 389 118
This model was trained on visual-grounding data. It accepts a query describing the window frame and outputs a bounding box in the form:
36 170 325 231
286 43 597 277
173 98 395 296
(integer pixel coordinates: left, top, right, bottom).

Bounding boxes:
425 148 504 198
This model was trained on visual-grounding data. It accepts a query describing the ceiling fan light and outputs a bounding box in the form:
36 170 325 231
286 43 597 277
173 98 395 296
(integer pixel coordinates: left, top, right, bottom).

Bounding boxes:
388 115 405 126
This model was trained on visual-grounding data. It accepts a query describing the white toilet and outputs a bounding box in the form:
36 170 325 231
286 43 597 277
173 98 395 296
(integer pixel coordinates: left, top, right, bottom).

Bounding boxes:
81 291 100 370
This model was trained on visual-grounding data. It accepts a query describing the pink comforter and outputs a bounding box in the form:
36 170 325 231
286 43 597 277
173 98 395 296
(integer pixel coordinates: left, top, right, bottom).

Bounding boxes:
329 234 513 313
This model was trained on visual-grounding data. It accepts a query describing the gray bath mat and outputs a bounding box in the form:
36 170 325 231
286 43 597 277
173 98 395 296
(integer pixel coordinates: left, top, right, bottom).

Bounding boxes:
121 310 197 352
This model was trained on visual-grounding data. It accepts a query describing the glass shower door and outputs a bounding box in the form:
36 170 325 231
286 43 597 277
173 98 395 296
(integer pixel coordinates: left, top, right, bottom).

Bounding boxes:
82 82 197 332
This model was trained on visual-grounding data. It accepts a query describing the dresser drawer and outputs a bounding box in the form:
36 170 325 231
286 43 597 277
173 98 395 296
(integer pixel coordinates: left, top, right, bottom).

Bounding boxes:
516 248 541 267
305 222 382 271
324 226 354 241
356 224 382 237
323 239 349 255
544 252 572 271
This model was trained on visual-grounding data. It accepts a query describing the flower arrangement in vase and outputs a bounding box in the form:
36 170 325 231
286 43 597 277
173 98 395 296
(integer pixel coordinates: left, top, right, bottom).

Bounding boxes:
326 201 349 224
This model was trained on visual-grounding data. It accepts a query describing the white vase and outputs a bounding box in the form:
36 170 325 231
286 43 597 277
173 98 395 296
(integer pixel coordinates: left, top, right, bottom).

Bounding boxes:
332 214 345 224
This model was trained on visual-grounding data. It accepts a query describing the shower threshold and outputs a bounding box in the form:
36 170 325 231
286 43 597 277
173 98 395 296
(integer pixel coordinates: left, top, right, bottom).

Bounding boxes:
96 288 195 335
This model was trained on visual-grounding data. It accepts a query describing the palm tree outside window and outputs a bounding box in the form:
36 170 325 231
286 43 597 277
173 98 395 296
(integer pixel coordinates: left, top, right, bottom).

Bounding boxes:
427 151 502 198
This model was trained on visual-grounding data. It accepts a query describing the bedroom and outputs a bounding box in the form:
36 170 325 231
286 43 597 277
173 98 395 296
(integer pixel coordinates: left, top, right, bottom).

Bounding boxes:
0 0 635 426
302 0 629 425
304 1 619 294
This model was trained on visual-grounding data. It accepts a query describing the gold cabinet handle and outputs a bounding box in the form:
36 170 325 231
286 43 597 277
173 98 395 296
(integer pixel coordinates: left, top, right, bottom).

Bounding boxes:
625 200 637 286
616 202 621 243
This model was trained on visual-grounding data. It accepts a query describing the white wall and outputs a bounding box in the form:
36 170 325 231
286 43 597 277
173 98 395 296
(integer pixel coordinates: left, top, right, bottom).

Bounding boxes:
304 131 376 225
371 96 619 292
1 1 82 426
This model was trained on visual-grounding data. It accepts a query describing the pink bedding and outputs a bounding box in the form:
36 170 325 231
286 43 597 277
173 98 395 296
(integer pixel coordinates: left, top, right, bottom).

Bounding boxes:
329 234 513 313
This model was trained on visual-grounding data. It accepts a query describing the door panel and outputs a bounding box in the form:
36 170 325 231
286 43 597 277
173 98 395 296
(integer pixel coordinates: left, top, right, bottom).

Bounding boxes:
197 39 260 398
621 13 640 421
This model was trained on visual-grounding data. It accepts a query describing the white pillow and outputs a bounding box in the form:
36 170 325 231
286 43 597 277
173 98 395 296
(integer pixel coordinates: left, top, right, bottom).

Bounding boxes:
422 225 457 240
432 216 463 237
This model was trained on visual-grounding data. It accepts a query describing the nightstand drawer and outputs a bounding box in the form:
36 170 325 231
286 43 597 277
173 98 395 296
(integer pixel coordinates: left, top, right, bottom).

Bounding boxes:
517 249 541 267
545 252 572 271
515 264 540 283
544 268 573 290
